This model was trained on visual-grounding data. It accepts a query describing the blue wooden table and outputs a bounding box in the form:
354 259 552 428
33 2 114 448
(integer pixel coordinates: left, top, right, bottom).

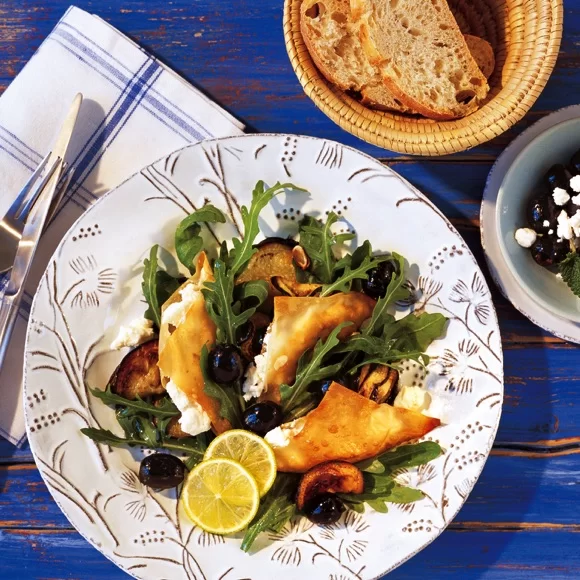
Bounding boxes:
0 1 579 578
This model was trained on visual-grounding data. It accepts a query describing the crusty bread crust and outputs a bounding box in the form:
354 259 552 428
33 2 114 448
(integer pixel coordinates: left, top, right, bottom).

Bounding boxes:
353 0 490 119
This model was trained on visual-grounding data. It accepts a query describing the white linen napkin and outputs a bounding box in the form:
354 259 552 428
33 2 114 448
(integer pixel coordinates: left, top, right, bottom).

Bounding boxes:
0 6 244 445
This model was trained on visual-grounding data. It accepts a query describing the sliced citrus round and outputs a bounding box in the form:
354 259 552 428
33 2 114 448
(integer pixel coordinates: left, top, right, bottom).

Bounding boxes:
181 458 259 534
204 429 277 497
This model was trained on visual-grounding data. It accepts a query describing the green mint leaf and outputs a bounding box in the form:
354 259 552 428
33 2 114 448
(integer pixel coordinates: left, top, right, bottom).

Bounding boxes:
559 252 580 298
375 441 444 470
90 387 180 419
280 321 352 416
142 245 181 328
175 205 226 273
298 212 354 284
241 474 299 552
363 253 409 336
230 181 305 277
200 344 242 426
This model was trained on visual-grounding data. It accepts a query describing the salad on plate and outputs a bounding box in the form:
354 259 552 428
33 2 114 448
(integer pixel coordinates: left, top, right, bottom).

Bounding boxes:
82 180 448 551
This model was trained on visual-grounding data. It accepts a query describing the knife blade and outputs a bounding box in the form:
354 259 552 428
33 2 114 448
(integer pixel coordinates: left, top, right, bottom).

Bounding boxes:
0 93 83 370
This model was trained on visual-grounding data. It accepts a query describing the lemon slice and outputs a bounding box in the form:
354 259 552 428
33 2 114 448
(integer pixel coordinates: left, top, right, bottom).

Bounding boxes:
204 429 277 497
181 458 259 534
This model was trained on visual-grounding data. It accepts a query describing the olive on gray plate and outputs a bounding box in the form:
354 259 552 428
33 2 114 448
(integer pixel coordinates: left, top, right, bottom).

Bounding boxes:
208 344 245 384
242 402 283 436
527 194 557 233
302 493 345 525
530 238 570 267
544 163 570 192
362 259 397 300
139 453 185 489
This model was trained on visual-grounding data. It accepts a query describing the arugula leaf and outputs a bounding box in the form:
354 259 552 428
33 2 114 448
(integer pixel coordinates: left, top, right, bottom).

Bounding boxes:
241 474 299 552
90 387 180 419
363 252 409 336
388 312 448 353
80 427 207 462
280 322 352 418
373 441 444 470
560 252 580 298
203 263 268 344
298 212 355 284
201 182 302 344
229 181 305 276
142 245 181 328
320 252 387 296
200 344 242 427
175 205 226 273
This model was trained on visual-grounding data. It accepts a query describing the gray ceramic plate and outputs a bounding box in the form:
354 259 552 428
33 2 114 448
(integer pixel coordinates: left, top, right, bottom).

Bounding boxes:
496 117 580 322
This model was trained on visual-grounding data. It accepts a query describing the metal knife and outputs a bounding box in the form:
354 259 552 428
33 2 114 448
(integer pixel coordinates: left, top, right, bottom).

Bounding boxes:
0 93 83 371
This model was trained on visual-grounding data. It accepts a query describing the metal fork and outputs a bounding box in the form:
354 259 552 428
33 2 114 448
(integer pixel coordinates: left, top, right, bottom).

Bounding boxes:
0 153 72 274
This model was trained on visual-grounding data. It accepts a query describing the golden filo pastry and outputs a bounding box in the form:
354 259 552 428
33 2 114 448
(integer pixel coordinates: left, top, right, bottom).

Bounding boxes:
158 252 230 435
266 382 441 472
258 293 375 403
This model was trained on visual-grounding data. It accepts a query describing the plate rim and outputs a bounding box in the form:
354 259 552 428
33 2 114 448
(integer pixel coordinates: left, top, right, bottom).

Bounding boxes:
24 132 504 579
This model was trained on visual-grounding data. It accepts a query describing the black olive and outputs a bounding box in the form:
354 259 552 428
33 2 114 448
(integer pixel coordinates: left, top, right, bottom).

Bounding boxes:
544 164 569 191
362 260 397 299
569 148 580 176
251 327 267 357
551 238 571 265
530 238 556 268
139 453 185 489
208 344 244 384
526 194 557 233
307 378 333 399
303 493 345 525
236 321 254 345
242 402 283 436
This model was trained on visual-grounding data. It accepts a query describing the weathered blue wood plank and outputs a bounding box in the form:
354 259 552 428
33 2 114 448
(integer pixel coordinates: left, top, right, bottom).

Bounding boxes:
0 1 577 159
1 454 578 529
0 528 578 579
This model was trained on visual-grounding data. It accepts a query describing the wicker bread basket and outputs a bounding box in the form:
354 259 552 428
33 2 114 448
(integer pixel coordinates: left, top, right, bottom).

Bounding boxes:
283 0 563 156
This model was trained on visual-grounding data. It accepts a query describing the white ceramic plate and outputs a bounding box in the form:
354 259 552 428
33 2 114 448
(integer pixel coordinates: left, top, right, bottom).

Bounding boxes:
481 105 580 343
24 134 503 579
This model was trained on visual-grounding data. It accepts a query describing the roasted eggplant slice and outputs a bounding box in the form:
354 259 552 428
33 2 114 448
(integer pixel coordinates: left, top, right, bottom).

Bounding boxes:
296 461 364 511
271 276 321 297
239 312 272 361
108 340 165 400
237 240 297 284
358 364 398 404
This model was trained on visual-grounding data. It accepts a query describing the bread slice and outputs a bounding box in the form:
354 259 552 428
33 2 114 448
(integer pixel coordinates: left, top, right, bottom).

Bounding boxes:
351 0 490 120
300 0 411 112
464 34 495 79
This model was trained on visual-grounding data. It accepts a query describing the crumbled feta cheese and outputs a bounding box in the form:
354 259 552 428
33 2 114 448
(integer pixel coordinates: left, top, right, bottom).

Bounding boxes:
571 194 580 206
570 175 580 193
161 284 198 328
556 273 563 280
242 330 271 401
265 419 305 448
265 426 290 448
548 229 554 235
165 379 211 436
543 220 550 228
569 210 580 237
110 318 155 350
553 187 570 206
514 228 537 248
394 385 432 413
557 210 574 240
